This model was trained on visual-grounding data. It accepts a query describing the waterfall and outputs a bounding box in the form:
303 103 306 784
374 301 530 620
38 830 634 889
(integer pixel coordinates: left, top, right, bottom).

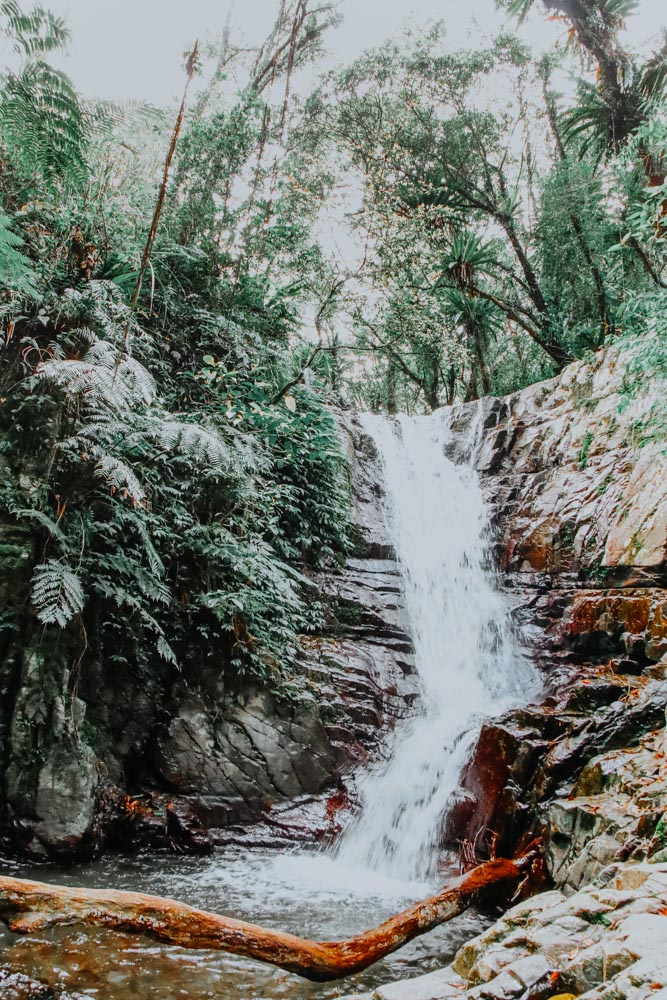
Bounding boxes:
335 410 538 882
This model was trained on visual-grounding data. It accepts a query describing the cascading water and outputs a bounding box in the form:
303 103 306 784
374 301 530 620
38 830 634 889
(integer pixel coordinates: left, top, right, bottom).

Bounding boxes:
6 409 541 1000
336 409 539 882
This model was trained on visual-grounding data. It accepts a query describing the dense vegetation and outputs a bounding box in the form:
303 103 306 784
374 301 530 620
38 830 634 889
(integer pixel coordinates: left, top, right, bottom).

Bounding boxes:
0 0 665 696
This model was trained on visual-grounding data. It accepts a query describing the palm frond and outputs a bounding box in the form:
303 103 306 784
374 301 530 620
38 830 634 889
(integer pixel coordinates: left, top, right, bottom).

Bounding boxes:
639 33 667 101
503 0 535 25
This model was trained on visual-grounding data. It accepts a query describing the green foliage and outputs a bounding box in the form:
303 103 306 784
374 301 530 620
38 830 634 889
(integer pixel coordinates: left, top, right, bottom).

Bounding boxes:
0 58 88 190
578 431 594 468
0 208 38 297
0 0 353 695
31 559 84 627
0 0 666 705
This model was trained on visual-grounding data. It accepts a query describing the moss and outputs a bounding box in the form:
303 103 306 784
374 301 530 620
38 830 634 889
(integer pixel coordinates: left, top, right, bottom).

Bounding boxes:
347 523 369 559
596 472 614 495
578 431 594 469
334 599 363 627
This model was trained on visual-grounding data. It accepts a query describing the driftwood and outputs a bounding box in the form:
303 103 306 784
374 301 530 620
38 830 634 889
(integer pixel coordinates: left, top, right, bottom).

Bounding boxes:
0 856 533 982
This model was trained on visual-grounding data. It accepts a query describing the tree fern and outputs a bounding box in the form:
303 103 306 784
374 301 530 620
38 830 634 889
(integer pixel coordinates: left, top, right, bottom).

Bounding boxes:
0 59 89 190
31 558 84 627
34 329 157 411
0 3 155 192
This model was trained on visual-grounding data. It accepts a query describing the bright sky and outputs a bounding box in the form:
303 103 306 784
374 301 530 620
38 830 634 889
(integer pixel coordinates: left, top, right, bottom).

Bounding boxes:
36 0 667 105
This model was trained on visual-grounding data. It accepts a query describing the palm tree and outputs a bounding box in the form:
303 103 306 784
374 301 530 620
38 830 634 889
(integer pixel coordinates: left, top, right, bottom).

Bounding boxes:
504 0 666 168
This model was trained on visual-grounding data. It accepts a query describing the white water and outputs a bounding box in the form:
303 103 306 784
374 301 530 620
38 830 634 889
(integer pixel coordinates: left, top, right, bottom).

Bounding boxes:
336 410 538 881
9 410 543 1000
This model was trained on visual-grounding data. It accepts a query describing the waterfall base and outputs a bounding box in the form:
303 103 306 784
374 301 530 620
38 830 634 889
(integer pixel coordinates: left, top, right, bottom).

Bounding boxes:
0 855 538 983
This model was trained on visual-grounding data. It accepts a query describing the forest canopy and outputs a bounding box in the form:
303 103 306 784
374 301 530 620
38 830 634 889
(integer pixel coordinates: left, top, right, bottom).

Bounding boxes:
0 0 665 691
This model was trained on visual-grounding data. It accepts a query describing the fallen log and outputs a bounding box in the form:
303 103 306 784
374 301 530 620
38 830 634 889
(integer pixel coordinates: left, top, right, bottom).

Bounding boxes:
0 855 533 982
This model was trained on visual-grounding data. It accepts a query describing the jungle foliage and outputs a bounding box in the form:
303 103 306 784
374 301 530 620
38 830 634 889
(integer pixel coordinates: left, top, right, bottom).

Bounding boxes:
0 0 351 690
0 0 665 689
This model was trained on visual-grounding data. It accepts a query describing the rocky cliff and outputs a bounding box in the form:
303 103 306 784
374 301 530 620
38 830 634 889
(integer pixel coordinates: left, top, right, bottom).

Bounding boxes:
440 344 667 890
341 343 667 1000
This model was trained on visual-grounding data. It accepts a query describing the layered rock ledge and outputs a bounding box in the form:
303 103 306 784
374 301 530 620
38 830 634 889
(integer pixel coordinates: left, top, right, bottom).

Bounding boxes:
443 345 667 871
343 860 667 1000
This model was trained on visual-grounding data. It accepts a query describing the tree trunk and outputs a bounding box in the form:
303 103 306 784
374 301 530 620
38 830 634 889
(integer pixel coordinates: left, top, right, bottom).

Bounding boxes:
0 856 533 983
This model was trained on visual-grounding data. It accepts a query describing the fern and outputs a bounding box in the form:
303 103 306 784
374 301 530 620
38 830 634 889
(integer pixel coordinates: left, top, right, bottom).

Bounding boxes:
31 558 84 627
13 507 67 548
0 209 37 296
34 329 157 411
88 449 146 506
0 1 70 58
148 420 231 473
0 4 154 192
0 59 89 190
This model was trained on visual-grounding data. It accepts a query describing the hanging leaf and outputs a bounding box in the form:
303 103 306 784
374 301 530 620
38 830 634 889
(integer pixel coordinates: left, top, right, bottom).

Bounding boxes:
31 559 84 627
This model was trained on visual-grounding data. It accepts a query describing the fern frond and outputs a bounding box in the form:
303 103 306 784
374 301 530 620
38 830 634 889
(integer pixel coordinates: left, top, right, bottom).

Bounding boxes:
13 507 67 547
1 1 70 58
135 518 164 576
149 420 232 472
0 209 38 296
31 558 84 627
87 448 146 505
35 329 157 411
156 635 178 665
0 59 89 190
87 98 162 135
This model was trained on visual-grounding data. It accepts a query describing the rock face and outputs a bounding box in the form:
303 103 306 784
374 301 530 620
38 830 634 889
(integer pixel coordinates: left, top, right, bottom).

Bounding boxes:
340 344 667 1000
441 344 667 879
342 861 667 1000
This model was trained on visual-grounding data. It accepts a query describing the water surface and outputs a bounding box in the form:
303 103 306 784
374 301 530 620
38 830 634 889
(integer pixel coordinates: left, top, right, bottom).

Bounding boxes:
1 848 490 998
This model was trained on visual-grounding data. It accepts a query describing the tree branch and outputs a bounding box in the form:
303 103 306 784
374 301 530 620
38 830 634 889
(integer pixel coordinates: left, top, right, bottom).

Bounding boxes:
0 856 533 983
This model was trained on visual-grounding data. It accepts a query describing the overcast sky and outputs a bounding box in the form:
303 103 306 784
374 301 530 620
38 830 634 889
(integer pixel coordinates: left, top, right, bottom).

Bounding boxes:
31 0 667 105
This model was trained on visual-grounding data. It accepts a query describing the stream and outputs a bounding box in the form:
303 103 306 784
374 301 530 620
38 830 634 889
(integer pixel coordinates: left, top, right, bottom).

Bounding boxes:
0 848 490 997
0 412 538 997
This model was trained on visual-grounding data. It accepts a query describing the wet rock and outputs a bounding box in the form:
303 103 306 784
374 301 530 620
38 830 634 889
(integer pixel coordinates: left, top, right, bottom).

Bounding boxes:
0 966 86 999
342 862 667 1000
445 722 548 856
546 729 667 891
153 687 338 804
440 346 667 869
140 412 417 845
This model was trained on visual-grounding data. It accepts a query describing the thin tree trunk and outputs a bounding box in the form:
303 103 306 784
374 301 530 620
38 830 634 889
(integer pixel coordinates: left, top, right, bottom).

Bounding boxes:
386 357 397 413
0 856 532 983
128 43 200 322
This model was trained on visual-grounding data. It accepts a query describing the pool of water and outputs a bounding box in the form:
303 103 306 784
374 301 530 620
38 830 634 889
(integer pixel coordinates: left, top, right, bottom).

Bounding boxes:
0 847 490 998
